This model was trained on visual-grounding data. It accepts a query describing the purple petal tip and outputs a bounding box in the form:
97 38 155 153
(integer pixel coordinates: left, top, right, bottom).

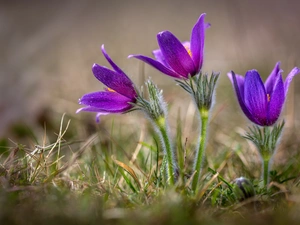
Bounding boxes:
100 44 106 55
92 63 101 72
76 108 83 114
157 31 168 38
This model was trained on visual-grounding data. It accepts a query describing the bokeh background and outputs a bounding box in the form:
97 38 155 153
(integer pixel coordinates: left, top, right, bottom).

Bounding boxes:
1 0 300 141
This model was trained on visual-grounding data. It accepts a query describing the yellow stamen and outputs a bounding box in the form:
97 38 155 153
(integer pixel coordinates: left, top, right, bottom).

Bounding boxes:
267 94 270 102
107 87 115 92
184 45 192 57
187 48 192 57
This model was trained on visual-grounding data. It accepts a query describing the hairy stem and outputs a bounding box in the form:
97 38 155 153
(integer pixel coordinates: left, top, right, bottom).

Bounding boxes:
263 158 270 187
156 117 176 185
192 109 209 192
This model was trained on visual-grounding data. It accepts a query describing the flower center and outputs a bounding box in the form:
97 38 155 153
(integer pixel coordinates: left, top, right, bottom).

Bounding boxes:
184 44 192 57
267 94 270 102
186 48 192 57
107 87 115 92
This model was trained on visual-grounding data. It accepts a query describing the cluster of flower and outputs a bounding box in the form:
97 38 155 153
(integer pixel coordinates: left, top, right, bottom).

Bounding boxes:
77 13 300 190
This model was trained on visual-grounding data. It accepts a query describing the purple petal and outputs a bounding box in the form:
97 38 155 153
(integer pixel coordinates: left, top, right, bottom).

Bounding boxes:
182 41 191 48
92 64 136 99
77 106 109 123
267 74 284 125
76 106 104 113
79 91 133 113
244 70 268 126
128 54 183 78
157 31 196 77
190 13 209 72
76 106 114 114
152 41 191 69
227 72 245 95
96 112 109 123
181 41 191 54
228 71 255 123
284 67 300 96
264 62 281 95
101 45 127 76
152 48 170 68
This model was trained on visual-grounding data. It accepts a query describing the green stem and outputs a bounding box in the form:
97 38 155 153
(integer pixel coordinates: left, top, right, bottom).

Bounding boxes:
192 109 209 192
263 158 270 187
156 117 176 185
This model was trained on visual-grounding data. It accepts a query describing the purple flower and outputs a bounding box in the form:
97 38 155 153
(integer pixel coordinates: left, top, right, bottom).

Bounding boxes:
228 62 300 126
77 45 137 122
129 13 210 79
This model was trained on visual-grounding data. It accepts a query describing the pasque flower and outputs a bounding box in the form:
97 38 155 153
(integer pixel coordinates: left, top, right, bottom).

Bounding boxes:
77 45 137 122
129 13 210 79
228 62 300 126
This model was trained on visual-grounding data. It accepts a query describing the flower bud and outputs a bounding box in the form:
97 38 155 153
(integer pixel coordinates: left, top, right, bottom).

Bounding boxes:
232 177 255 201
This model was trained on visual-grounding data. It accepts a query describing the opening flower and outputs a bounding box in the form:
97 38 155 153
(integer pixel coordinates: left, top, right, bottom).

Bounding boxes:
228 62 300 126
77 45 137 122
129 13 210 79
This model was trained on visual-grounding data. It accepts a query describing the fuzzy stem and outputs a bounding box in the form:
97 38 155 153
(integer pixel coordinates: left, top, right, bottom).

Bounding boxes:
261 126 271 187
263 158 270 187
192 108 209 192
155 117 176 185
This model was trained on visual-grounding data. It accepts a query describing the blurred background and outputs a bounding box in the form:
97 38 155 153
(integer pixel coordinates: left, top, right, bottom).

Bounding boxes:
1 0 300 143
